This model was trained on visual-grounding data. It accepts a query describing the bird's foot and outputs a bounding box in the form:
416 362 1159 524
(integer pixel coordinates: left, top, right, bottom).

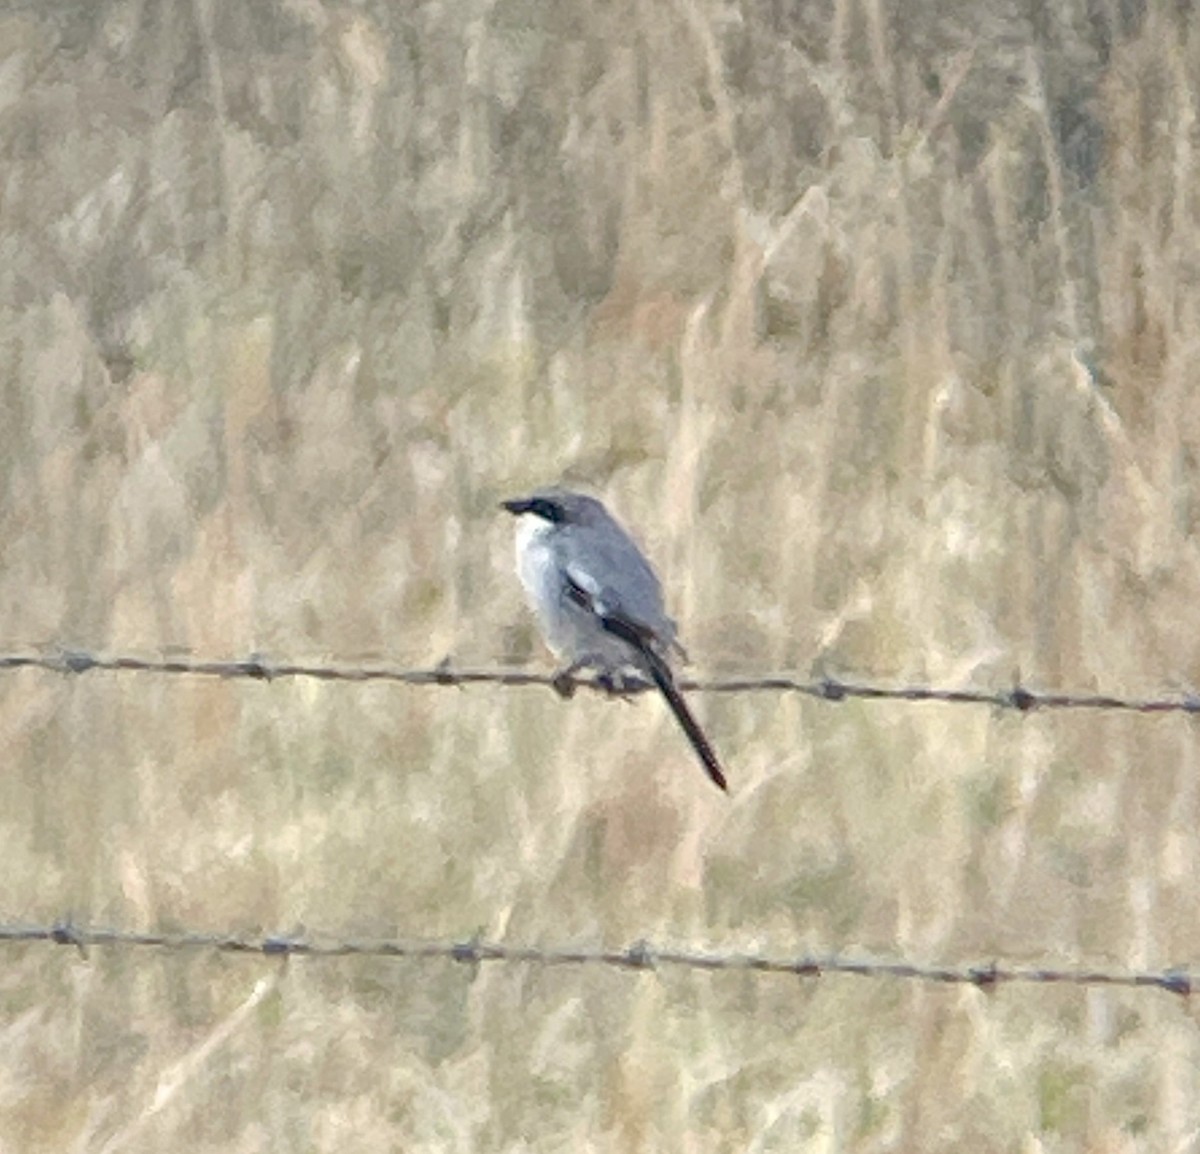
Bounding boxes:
595 670 644 701
551 667 581 698
552 663 644 702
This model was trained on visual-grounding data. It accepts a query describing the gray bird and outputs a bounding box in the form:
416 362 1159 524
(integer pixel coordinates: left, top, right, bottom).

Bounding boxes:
501 487 728 792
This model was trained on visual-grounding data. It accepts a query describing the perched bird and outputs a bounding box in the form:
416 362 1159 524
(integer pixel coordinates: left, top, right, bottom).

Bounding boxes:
501 487 727 792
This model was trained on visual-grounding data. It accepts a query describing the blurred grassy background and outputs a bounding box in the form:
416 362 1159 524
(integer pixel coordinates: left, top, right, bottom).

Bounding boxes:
3 0 1200 1149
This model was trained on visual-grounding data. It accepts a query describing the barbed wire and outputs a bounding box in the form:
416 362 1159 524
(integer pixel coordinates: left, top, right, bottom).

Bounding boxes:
0 921 1189 995
2 648 1198 715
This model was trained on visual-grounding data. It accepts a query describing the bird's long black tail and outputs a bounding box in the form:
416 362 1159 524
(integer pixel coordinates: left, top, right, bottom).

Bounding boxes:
641 648 728 792
564 576 729 792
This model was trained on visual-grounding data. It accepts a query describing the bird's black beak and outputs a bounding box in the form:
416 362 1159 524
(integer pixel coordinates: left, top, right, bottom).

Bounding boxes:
501 497 533 516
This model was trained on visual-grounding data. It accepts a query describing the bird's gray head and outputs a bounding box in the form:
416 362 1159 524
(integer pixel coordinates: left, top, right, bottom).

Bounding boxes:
500 488 607 527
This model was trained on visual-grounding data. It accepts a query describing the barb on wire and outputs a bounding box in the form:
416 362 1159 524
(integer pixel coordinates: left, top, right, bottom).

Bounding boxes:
1 648 1198 715
0 921 1191 996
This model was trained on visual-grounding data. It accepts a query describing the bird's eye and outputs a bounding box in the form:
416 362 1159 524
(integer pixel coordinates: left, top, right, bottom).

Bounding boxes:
532 498 564 523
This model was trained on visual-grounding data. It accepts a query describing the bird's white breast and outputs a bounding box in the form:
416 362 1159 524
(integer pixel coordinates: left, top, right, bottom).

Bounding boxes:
513 516 559 618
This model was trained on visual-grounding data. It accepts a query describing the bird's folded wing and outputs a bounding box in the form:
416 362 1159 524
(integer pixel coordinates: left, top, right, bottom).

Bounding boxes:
563 566 657 644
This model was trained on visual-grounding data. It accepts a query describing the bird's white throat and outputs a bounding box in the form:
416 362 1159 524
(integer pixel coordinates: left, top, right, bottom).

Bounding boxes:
512 514 558 604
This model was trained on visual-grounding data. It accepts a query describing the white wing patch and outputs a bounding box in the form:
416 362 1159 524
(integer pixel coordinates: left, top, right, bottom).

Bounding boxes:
563 562 614 616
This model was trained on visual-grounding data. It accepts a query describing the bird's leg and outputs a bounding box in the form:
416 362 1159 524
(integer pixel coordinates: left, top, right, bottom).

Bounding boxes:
594 669 645 702
551 661 587 699
553 660 640 702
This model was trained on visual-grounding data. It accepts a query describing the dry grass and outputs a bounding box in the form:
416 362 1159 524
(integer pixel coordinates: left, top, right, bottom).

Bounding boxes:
3 0 1200 1149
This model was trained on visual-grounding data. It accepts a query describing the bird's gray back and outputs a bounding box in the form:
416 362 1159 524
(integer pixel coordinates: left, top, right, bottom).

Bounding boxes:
556 504 675 645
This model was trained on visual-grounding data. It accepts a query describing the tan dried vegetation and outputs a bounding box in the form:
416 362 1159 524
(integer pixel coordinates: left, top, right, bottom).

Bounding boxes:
2 0 1200 1149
